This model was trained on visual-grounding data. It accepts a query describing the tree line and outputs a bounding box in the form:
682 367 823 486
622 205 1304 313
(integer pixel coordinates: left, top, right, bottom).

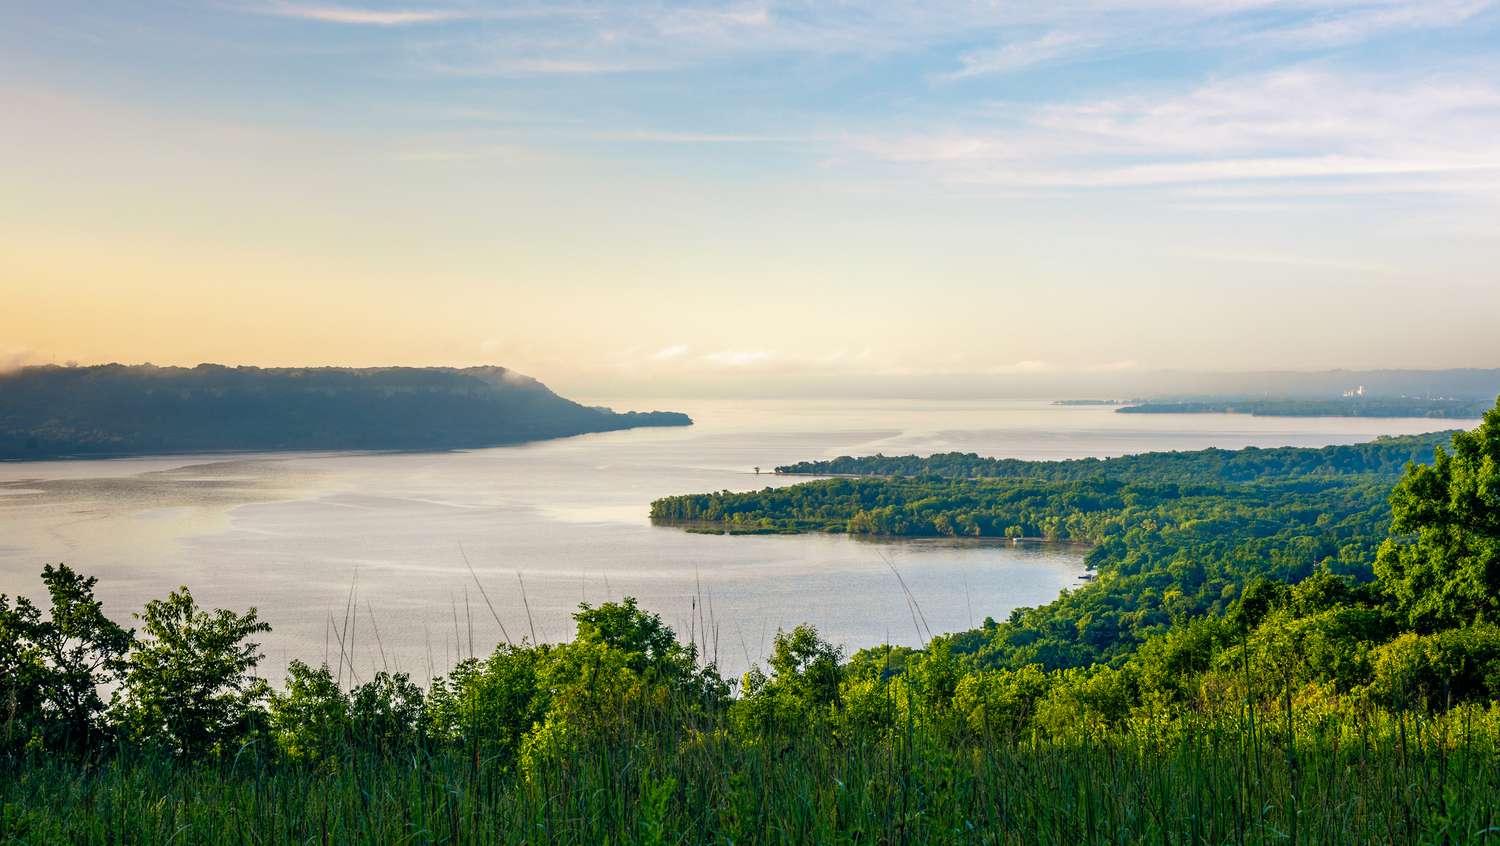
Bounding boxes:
772 430 1454 481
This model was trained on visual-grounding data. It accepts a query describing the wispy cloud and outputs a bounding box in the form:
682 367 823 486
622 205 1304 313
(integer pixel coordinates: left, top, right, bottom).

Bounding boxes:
1087 359 1141 372
231 0 1500 198
654 4 771 37
943 31 1093 79
651 344 690 360
847 64 1500 193
1248 0 1493 47
843 132 1012 163
419 57 665 78
1173 249 1397 274
999 155 1500 188
604 130 787 144
1004 360 1052 374
1175 173 1500 198
1028 67 1500 156
250 0 1496 82
252 2 467 26
703 350 775 368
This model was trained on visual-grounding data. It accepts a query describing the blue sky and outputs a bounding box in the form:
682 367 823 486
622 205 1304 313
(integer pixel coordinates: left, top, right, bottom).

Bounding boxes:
2 1 1498 394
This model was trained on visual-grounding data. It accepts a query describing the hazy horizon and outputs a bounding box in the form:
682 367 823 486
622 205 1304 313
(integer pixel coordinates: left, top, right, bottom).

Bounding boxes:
7 360 1500 402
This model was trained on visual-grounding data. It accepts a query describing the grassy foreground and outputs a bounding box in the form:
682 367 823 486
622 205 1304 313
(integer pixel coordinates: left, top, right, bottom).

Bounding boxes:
5 706 1500 845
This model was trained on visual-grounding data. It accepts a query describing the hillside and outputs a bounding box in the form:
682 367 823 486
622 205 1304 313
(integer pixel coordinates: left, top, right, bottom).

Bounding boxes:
0 364 690 459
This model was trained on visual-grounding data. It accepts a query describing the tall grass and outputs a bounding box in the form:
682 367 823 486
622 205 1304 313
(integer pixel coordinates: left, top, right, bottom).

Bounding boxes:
5 702 1498 844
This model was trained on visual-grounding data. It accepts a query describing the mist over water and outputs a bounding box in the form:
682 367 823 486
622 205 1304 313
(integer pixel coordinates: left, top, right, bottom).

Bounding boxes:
0 399 1473 683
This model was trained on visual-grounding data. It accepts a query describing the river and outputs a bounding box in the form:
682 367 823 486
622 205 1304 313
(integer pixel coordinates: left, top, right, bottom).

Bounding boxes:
0 399 1470 682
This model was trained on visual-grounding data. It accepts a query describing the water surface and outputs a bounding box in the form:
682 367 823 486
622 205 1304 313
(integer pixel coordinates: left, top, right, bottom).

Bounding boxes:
0 399 1470 682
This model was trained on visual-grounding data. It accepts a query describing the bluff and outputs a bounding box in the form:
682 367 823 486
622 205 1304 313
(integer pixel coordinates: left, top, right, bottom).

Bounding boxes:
0 364 690 458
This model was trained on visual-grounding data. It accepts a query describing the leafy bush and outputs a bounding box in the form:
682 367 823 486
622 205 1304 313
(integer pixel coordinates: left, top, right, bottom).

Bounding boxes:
115 587 270 756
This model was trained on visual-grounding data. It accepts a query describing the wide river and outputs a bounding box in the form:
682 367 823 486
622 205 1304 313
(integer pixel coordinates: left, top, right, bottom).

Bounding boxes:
0 399 1472 683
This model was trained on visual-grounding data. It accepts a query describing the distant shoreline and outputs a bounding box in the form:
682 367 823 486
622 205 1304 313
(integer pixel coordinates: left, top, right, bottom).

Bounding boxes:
0 427 667 464
1114 398 1488 419
649 517 1096 549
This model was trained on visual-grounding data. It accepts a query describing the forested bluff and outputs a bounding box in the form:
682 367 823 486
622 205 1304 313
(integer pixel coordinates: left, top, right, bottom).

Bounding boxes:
0 364 690 459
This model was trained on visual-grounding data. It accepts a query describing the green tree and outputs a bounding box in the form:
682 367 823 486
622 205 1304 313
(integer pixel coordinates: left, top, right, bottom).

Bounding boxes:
1375 397 1500 631
268 662 425 763
574 598 682 672
425 647 548 766
736 625 844 735
348 670 425 754
766 624 843 708
572 597 722 701
0 564 133 754
267 661 348 764
535 599 728 744
0 593 44 753
116 587 270 756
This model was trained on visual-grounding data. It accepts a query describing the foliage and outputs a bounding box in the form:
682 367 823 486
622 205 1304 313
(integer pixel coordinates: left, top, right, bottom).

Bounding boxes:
771 430 1454 482
348 670 426 754
268 661 428 764
0 564 132 754
266 660 349 764
1376 400 1500 630
737 624 845 736
115 587 271 756
425 645 549 767
657 457 1420 669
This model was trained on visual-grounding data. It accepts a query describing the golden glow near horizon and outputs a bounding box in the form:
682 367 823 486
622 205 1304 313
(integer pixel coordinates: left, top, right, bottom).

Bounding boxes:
3 3 1499 396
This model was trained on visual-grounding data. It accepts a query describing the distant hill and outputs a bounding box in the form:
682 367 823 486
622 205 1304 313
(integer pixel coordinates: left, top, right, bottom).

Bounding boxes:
0 364 691 459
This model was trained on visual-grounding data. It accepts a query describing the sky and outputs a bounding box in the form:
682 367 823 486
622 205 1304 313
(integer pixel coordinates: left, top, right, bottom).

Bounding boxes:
2 0 1498 397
